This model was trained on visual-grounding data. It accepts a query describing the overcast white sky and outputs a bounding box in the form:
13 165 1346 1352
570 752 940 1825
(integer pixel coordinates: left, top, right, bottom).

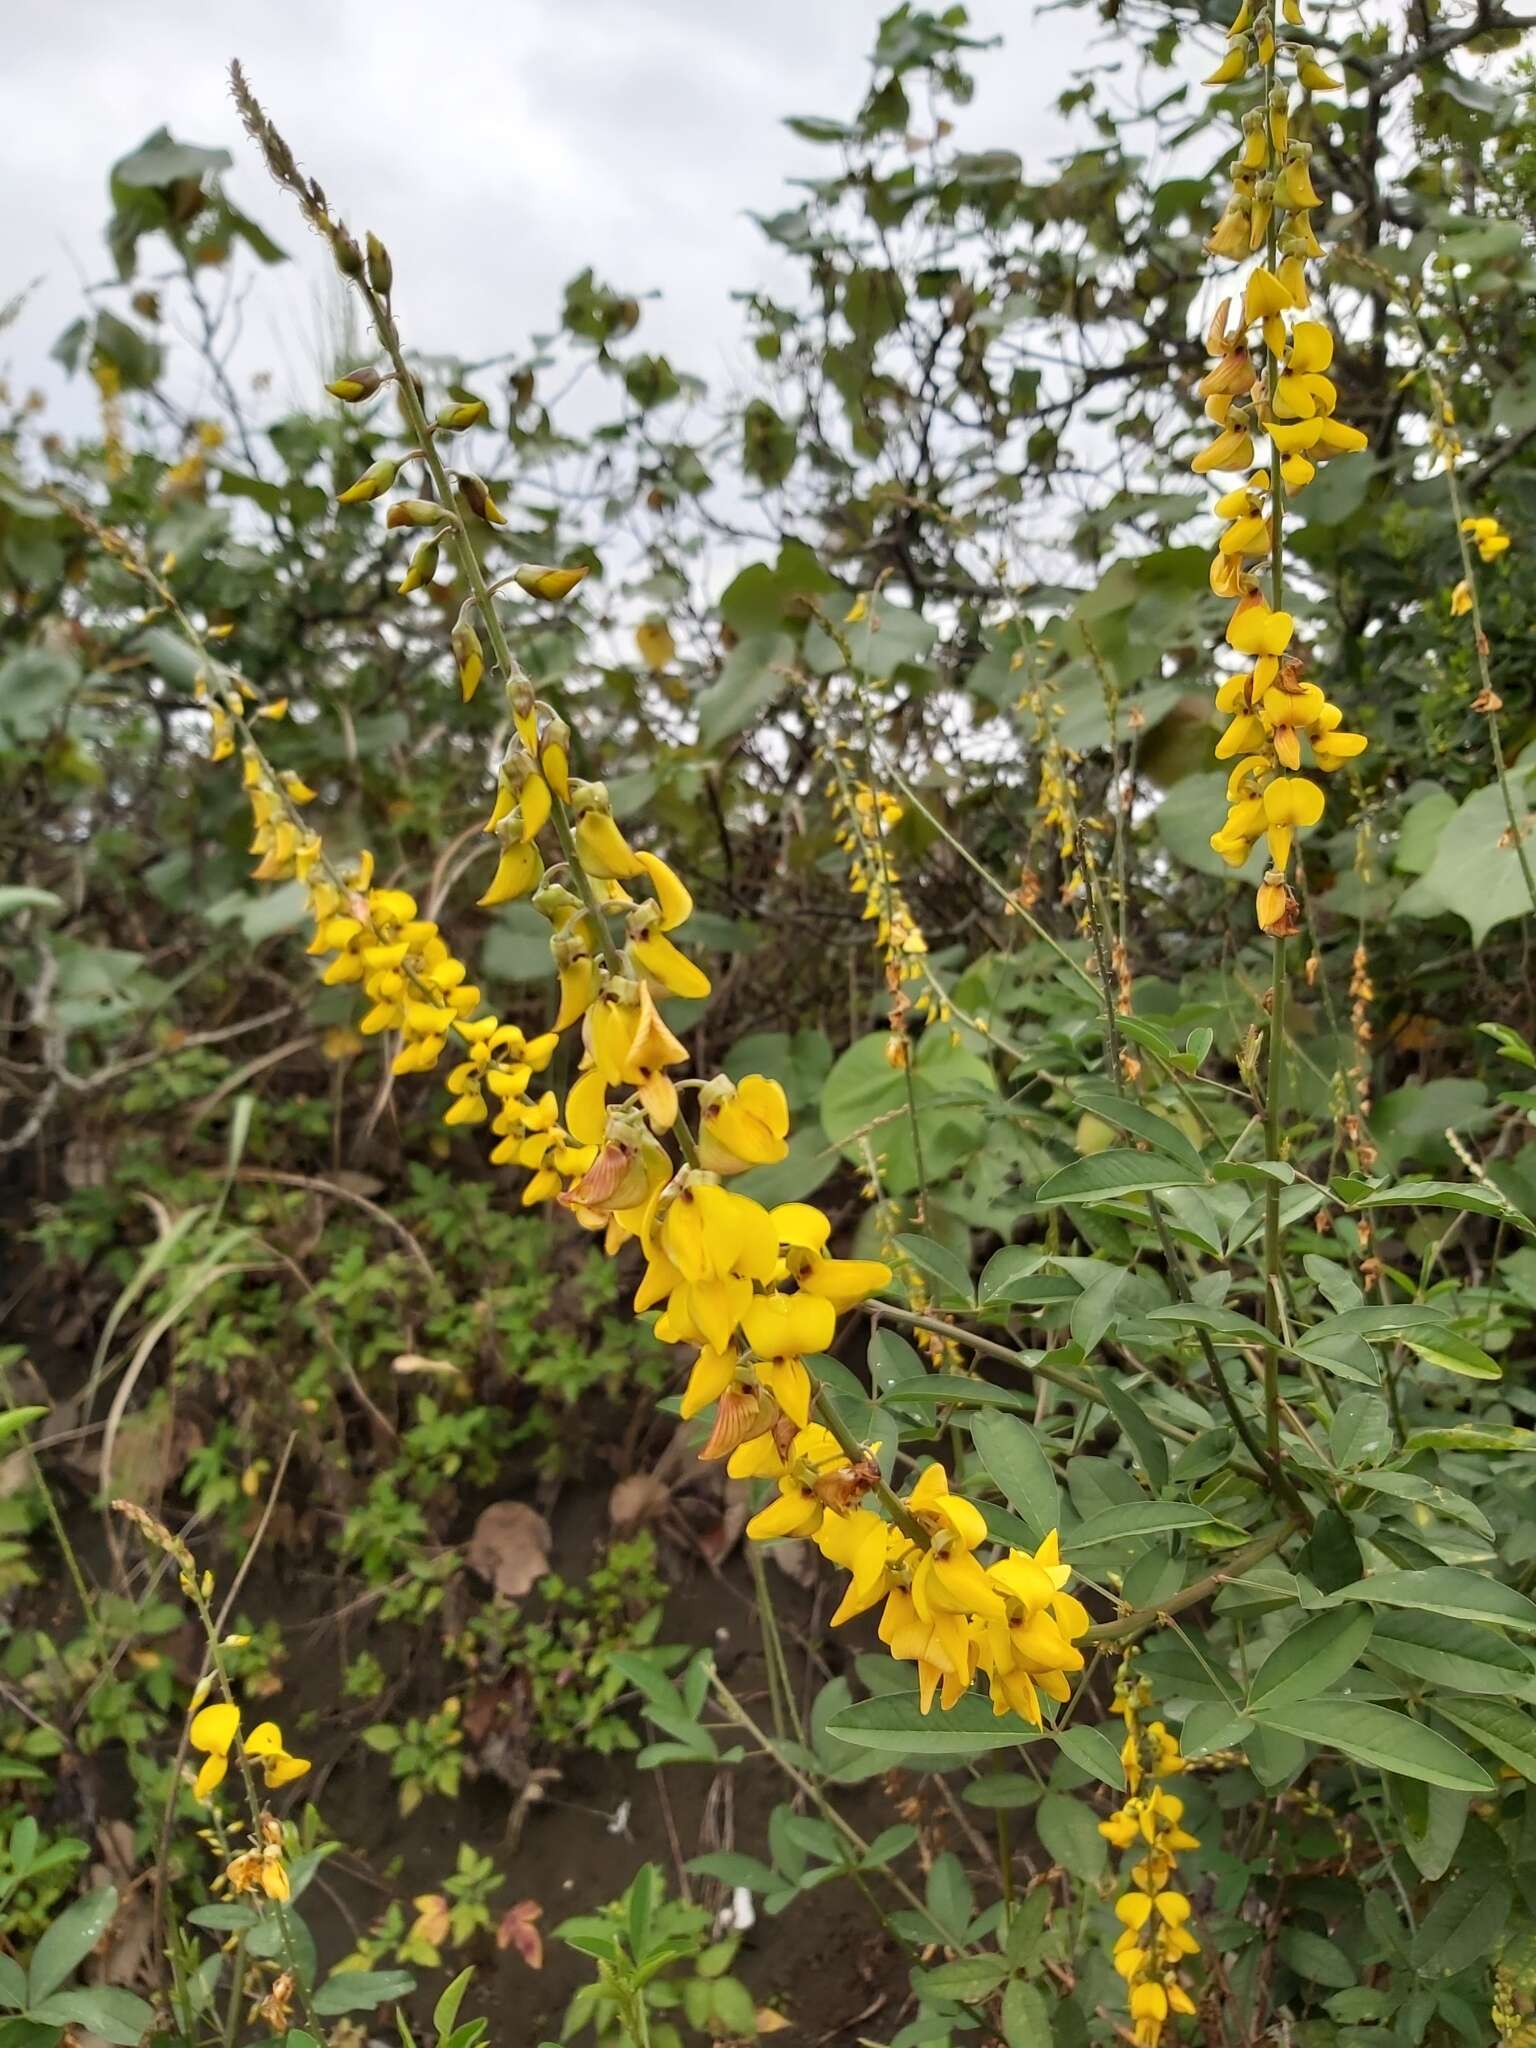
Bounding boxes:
3 0 1094 436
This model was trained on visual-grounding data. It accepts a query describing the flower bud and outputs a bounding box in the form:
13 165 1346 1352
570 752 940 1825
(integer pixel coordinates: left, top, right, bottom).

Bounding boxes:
337 457 398 505
325 365 385 403
398 539 439 594
387 498 448 529
514 562 589 601
452 622 486 702
455 472 506 526
334 231 365 279
435 398 489 432
365 232 393 297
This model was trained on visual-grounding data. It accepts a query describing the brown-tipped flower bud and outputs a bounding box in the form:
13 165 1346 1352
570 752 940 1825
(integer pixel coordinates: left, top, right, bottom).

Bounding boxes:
365 232 393 298
454 471 507 527
452 622 486 702
386 498 447 529
325 364 386 403
334 231 365 279
337 457 398 506
435 398 489 432
398 539 439 595
513 562 590 602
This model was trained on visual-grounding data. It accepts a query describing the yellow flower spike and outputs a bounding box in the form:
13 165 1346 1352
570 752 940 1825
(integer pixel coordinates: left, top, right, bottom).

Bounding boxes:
627 906 712 1001
479 838 543 908
634 848 693 932
1296 52 1341 89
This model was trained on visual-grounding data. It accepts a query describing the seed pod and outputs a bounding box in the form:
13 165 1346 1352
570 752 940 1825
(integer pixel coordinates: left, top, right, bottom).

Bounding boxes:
455 471 507 527
514 562 589 601
435 398 489 432
365 232 393 297
398 539 439 595
337 457 398 505
325 364 385 403
386 498 447 529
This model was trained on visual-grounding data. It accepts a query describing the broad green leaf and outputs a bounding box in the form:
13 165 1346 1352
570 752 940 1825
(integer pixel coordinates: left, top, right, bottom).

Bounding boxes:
1396 767 1536 945
1351 1179 1515 1222
1410 1859 1511 1976
1035 1152 1207 1203
821 1030 997 1195
1068 1090 1206 1177
1143 1301 1276 1347
969 1410 1060 1546
1251 1699 1491 1792
27 1989 155 2048
1070 1501 1230 1550
881 1377 1029 1411
1054 1724 1125 1788
1246 1607 1374 1714
1335 1568 1536 1635
28 1889 118 2006
1400 1328 1501 1380
892 1233 973 1303
1276 1927 1355 1989
1435 1697 1536 1782
312 1972 417 2016
1001 1978 1053 2048
1035 1791 1107 1879
1366 1610 1535 1697
827 1690 1036 1758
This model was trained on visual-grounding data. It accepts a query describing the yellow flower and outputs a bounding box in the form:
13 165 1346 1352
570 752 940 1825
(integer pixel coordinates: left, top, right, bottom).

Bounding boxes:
190 1701 241 1801
1450 579 1472 616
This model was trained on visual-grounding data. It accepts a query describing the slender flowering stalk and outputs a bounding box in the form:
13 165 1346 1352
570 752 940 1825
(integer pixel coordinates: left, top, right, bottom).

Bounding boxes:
1099 1661 1201 2044
205 64 1095 1718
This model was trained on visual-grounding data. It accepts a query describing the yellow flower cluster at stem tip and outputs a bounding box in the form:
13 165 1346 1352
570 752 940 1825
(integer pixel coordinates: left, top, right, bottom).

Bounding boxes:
827 762 940 1067
1451 515 1511 615
1195 0 1368 933
1100 1664 1201 2044
738 1442 1088 1717
188 1700 310 1805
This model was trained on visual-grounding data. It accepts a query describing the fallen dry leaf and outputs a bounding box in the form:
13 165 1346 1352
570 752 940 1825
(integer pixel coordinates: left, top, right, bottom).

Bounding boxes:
755 2009 791 2033
496 1897 544 1969
466 1501 551 1600
410 1893 451 1949
609 1472 671 1531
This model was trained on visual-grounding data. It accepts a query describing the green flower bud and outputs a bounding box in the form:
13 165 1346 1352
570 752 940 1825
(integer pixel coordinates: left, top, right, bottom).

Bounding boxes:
435 399 489 432
454 471 506 527
325 364 385 403
386 498 448 529
514 562 589 601
398 539 439 595
365 232 393 298
337 457 398 505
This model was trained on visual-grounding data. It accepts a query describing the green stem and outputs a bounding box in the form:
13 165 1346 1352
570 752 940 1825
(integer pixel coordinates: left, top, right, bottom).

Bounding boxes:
1081 1520 1298 1645
1261 934 1286 1456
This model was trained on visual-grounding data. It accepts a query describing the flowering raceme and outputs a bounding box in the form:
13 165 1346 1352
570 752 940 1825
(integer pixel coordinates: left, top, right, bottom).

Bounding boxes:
1100 1665 1201 2044
172 199 1092 1731
1195 0 1368 932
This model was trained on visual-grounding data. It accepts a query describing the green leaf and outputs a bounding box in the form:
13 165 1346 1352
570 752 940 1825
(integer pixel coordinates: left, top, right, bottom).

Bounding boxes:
1143 1301 1276 1347
1368 1610 1536 1697
1035 1152 1206 1203
1250 1699 1491 1792
1246 1608 1374 1714
0 1407 47 1448
1276 1928 1355 1989
1068 1091 1206 1177
1399 1327 1501 1380
827 1690 1037 1758
432 1967 475 2042
1069 1501 1230 1550
892 1233 973 1303
1434 1697 1536 1783
0 889 62 922
27 1989 155 2048
0 650 80 744
1397 766 1536 945
1036 1790 1107 1879
916 1956 1010 1999
1001 1979 1053 2047
969 1411 1061 1546
1335 1568 1536 1635
1410 1860 1511 1976
28 1889 118 2005
1054 1724 1125 1788
695 633 794 748
312 1972 417 2016
821 1030 997 1195
880 1378 1029 1411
